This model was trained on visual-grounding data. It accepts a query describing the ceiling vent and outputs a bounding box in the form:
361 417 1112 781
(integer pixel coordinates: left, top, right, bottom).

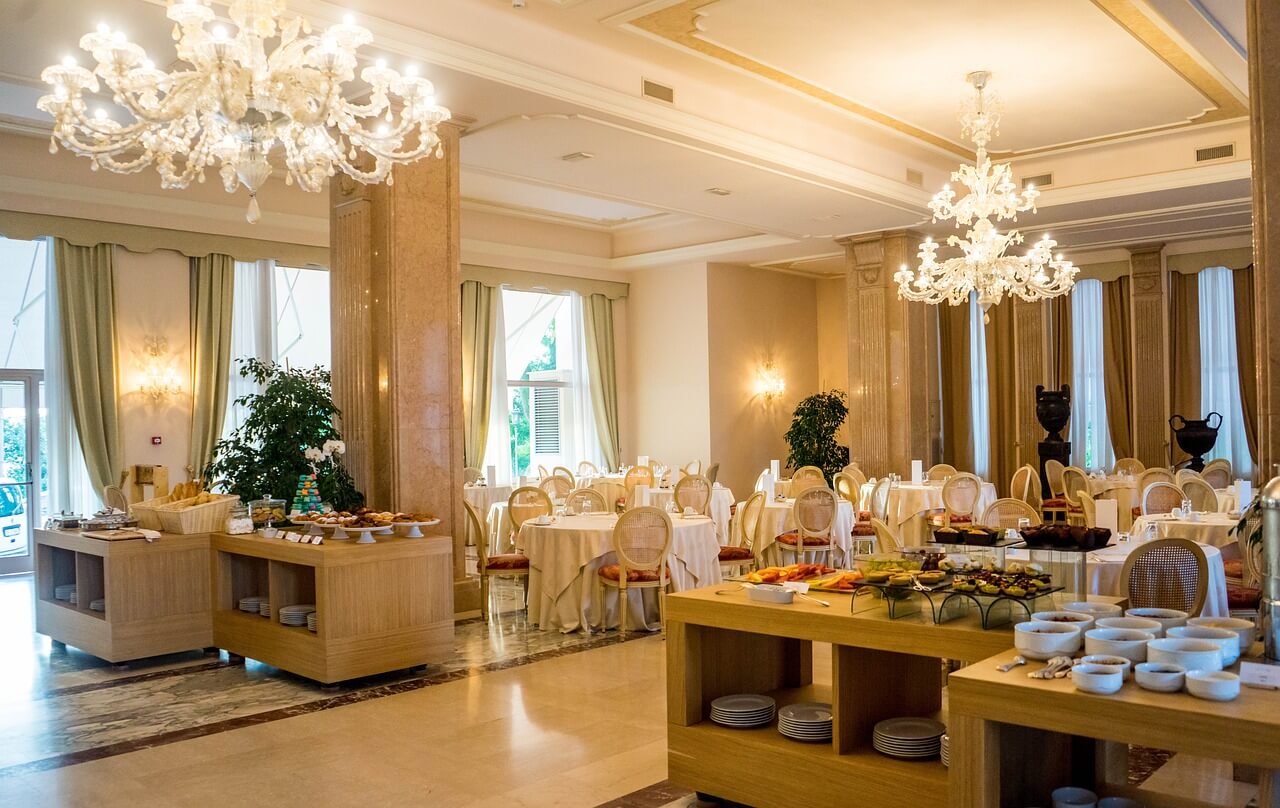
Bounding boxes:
560 151 594 162
705 187 732 196
1021 172 1053 189
1195 143 1235 162
641 78 675 105
905 168 924 188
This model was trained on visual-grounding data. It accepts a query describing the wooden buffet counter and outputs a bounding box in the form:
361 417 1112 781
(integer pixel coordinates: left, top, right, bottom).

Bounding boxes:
949 648 1280 808
211 532 454 683
34 527 213 663
665 586 1125 808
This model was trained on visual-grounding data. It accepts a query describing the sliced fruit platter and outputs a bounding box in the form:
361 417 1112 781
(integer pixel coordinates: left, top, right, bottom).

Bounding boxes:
806 570 866 592
738 563 837 584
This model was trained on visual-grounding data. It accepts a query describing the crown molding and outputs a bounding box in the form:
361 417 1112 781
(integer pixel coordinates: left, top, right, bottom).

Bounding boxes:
1034 159 1251 208
463 231 797 272
459 197 668 232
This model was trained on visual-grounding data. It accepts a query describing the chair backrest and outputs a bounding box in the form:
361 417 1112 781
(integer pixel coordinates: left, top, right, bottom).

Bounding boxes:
790 466 826 494
793 487 837 542
611 506 674 574
842 462 861 475
683 460 702 476
942 472 983 516
981 498 1042 529
1201 465 1231 489
1078 490 1097 528
832 472 859 507
754 468 769 492
1045 459 1066 497
1142 481 1184 515
1009 464 1042 510
565 487 608 513
508 486 553 531
704 462 720 485
736 490 767 550
1182 477 1218 512
624 465 655 491
576 460 600 478
540 474 573 500
928 463 957 480
537 464 550 480
1061 466 1089 507
1241 532 1264 587
463 466 482 485
463 500 489 566
1121 538 1209 615
870 517 902 553
1113 457 1145 475
596 481 627 513
1176 468 1205 488
673 474 712 514
552 466 576 486
844 466 868 498
868 476 894 522
1137 468 1175 500
647 460 664 484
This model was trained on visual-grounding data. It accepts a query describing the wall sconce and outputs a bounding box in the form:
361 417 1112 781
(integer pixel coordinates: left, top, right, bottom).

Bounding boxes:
141 336 181 403
754 363 785 402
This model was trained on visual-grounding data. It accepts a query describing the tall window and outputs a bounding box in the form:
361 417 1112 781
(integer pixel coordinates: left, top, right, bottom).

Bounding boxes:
1198 267 1253 478
969 292 991 481
1069 280 1115 471
274 265 331 371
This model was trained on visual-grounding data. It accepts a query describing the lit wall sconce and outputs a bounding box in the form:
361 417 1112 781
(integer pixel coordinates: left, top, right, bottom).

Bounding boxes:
141 335 181 403
754 363 785 402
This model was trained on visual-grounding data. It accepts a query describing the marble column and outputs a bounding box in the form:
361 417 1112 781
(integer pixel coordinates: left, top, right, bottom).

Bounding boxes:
1127 244 1170 467
330 122 477 612
840 231 941 478
1250 0 1280 481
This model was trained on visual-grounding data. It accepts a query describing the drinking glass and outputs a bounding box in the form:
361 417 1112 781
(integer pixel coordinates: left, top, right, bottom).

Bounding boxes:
1181 498 1193 515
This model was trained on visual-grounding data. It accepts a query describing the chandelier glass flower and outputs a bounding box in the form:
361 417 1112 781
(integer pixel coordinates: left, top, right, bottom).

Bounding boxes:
894 71 1076 315
38 0 451 223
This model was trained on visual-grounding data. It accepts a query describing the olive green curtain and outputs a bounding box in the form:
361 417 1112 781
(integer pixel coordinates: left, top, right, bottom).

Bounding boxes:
984 303 1019 495
188 254 236 480
52 239 124 496
1168 272 1201 422
461 280 497 469
583 293 621 472
1102 277 1133 458
1233 265 1258 463
938 301 974 470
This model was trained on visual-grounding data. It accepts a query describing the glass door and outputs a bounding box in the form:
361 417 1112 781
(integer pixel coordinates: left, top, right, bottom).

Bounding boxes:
0 372 43 575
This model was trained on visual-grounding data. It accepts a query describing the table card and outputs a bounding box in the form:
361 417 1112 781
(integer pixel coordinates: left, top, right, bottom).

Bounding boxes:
911 460 923 485
638 455 649 469
770 459 780 480
486 465 496 487
1240 660 1280 690
1095 498 1119 535
1238 480 1253 507
763 472 776 500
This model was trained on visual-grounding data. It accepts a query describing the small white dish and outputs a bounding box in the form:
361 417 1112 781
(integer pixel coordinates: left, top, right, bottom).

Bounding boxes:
1134 662 1185 693
1126 607 1189 634
747 584 794 604
1185 670 1240 701
1052 785 1098 807
1084 628 1156 663
534 515 552 526
1031 610 1096 633
1014 621 1083 661
1187 616 1257 655
1062 601 1123 620
1147 638 1223 673
1167 625 1240 667
1072 663 1124 695
1097 616 1166 638
1080 655 1132 679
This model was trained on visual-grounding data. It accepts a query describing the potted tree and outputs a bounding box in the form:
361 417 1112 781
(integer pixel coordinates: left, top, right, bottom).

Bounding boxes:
783 390 850 481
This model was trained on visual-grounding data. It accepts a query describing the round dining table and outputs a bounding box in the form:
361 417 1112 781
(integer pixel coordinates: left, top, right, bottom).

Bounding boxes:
1129 511 1240 548
464 483 511 513
745 497 856 567
643 485 735 545
517 512 721 633
1085 475 1138 532
860 479 998 547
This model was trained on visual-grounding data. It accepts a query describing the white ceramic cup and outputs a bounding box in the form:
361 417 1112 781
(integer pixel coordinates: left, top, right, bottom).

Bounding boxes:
1052 786 1098 808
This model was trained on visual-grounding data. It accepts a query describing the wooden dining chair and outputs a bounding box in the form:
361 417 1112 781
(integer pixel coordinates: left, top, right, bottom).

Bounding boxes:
1061 466 1089 525
869 517 902 554
565 487 608 514
868 476 895 523
704 462 720 486
843 466 868 504
467 500 528 621
1009 464 1043 512
834 471 874 553
536 464 551 481
540 474 573 502
552 466 576 486
776 486 838 566
719 490 764 575
1176 468 1205 488
1182 477 1218 513
1142 482 1185 516
1113 457 1145 475
1120 538 1209 616
576 460 600 478
507 486 554 540
832 472 859 509
790 466 826 495
624 465 655 493
463 466 482 485
930 472 982 527
597 506 673 638
1201 460 1232 489
842 462 861 476
673 474 712 515
1042 459 1068 523
754 468 770 492
927 463 958 481
980 498 1042 529
682 460 703 476
1134 467 1176 520
1078 490 1097 529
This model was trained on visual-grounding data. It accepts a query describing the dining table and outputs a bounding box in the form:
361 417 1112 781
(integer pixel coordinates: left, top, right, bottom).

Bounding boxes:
463 483 511 514
745 496 856 567
860 479 998 547
1083 474 1139 532
1129 511 1240 548
517 512 721 633
639 485 735 545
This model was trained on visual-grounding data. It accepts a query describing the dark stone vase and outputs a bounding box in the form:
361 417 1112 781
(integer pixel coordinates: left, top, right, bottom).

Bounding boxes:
1170 413 1222 472
1036 385 1072 492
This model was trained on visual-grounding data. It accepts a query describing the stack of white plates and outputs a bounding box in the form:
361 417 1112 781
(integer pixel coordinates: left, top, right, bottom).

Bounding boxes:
278 604 316 627
54 584 76 601
238 596 263 614
709 694 775 728
940 734 950 767
258 600 272 619
778 703 833 742
872 717 945 760
68 590 79 605
306 612 318 633
89 598 106 613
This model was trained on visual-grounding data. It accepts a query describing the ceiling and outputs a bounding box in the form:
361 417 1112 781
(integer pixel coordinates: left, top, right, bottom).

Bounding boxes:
0 0 1256 273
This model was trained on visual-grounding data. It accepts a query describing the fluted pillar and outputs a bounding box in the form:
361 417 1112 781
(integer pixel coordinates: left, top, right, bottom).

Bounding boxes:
1127 244 1170 467
1250 0 1280 482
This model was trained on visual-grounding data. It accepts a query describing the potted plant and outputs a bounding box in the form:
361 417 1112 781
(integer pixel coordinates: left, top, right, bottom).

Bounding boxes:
783 390 850 481
204 359 364 511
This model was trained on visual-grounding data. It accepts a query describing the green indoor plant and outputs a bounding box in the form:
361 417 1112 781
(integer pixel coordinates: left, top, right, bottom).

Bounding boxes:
204 358 364 511
783 390 850 481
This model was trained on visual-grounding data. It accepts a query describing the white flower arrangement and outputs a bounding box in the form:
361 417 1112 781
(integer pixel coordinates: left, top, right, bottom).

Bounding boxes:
303 447 326 463
322 439 346 456
304 440 347 472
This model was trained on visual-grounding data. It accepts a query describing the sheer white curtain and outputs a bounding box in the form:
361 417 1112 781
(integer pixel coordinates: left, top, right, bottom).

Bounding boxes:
568 293 606 472
969 292 991 480
1069 280 1115 471
481 293 511 484
220 259 276 441
1198 267 1253 478
43 238 100 514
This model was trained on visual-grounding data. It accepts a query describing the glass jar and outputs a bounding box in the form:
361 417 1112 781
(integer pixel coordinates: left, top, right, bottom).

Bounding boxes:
225 504 254 535
249 497 287 527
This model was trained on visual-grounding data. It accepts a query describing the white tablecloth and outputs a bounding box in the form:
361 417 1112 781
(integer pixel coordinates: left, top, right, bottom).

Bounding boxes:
486 502 513 553
748 498 856 567
1086 476 1137 532
1216 486 1242 514
464 484 511 513
518 513 721 633
861 480 998 547
1130 512 1239 548
641 486 734 545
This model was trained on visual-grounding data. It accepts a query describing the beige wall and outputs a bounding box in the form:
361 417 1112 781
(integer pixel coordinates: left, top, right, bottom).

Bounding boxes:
706 264 820 497
815 276 850 449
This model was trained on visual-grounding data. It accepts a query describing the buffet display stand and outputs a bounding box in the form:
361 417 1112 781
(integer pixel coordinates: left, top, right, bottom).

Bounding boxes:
664 586 1126 807
34 527 213 663
211 532 453 683
948 648 1280 808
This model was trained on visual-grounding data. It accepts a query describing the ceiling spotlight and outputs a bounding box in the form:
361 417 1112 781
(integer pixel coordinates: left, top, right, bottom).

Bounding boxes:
705 187 731 196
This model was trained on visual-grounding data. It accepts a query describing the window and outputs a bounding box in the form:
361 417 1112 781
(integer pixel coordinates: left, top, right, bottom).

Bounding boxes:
274 265 331 371
1198 267 1253 478
1069 280 1114 471
969 292 991 481
0 237 46 371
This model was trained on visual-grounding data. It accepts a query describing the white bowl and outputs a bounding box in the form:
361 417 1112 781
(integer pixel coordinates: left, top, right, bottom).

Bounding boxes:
1084 628 1156 663
1062 601 1123 620
1126 607 1189 634
1134 662 1185 693
1052 786 1098 808
1167 625 1240 667
1187 616 1257 655
1097 616 1166 638
1147 638 1223 673
1014 621 1083 661
1032 610 1096 633
1186 670 1240 701
1072 663 1124 695
1080 655 1132 679
1099 798 1145 808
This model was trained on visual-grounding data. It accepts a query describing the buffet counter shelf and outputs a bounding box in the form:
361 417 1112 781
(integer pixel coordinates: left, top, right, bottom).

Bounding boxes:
665 586 1125 808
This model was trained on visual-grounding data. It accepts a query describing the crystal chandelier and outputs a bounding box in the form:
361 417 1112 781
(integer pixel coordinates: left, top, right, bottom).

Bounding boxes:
37 0 451 223
894 72 1076 316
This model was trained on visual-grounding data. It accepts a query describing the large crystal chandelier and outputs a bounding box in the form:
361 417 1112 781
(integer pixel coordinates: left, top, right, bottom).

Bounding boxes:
894 72 1076 315
37 0 451 223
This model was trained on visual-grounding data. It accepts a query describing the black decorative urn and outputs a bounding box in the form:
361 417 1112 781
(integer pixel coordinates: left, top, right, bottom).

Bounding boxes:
1170 413 1222 472
1036 385 1071 491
